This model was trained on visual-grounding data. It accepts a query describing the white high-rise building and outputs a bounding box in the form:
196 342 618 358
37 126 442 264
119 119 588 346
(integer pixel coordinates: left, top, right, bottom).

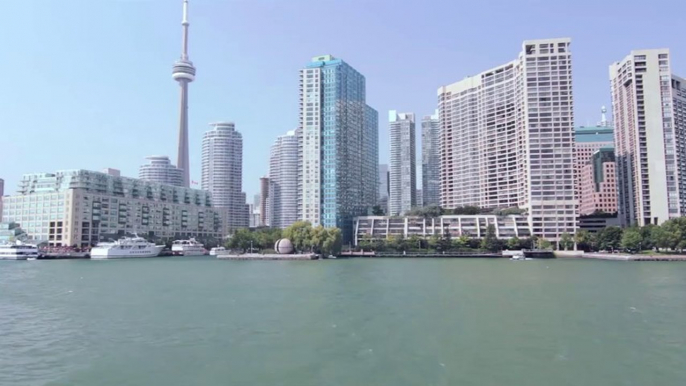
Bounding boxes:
201 122 247 230
438 38 576 241
610 49 686 226
139 156 184 187
389 111 417 216
269 131 298 229
421 111 441 207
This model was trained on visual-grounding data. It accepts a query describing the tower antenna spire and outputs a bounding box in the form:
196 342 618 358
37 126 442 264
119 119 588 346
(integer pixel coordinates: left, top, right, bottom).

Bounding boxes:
181 0 190 60
600 106 608 127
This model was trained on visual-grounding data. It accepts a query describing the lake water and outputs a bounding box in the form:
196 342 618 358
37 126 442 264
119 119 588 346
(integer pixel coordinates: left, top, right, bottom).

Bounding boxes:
1 257 685 386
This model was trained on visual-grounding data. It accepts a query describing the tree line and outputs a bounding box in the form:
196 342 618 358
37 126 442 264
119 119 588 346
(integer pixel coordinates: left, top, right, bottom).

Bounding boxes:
226 221 342 256
576 217 686 253
357 224 559 253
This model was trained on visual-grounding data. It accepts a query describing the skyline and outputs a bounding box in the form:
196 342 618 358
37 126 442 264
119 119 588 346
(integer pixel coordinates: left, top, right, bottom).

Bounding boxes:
1 0 685 198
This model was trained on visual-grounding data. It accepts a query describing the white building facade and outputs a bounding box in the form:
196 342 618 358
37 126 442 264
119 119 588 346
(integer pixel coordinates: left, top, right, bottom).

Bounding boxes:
389 111 417 216
1 170 224 247
438 38 577 241
610 49 685 226
269 131 299 229
139 156 184 187
201 122 248 230
421 111 441 207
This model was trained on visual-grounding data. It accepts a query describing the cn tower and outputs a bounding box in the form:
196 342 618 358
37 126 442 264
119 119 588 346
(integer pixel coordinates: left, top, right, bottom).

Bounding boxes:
172 0 195 188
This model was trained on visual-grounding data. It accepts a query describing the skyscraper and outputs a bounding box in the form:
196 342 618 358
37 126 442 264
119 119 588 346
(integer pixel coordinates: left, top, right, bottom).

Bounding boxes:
421 111 440 207
363 106 380 214
201 122 247 230
259 177 270 227
172 0 196 188
610 49 686 226
139 156 184 187
389 111 417 216
269 131 298 229
298 55 378 242
378 164 390 214
438 38 576 241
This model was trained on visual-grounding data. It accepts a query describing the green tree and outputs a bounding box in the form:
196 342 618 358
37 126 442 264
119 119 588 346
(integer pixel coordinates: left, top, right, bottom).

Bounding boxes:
538 238 553 250
407 205 444 218
428 234 441 251
597 226 623 251
408 235 423 250
621 227 643 252
559 232 574 251
574 230 596 252
322 228 342 256
481 224 502 252
640 224 656 250
283 221 313 253
358 234 373 250
371 205 384 216
437 231 452 251
226 228 256 252
507 236 521 250
451 206 481 215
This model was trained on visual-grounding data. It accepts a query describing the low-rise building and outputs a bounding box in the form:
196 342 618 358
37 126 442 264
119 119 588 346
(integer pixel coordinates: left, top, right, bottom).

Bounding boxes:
1 170 225 247
353 215 532 245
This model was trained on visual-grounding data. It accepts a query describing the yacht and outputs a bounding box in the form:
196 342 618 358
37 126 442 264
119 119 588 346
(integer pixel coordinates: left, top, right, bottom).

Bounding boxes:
172 238 205 256
91 236 164 259
0 241 39 260
209 246 226 256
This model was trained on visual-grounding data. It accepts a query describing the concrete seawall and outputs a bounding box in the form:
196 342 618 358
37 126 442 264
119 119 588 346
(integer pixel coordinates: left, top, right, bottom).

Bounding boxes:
217 253 318 261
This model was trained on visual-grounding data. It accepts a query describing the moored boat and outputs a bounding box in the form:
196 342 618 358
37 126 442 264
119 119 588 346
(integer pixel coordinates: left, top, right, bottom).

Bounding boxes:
0 241 39 260
172 238 205 256
91 236 164 259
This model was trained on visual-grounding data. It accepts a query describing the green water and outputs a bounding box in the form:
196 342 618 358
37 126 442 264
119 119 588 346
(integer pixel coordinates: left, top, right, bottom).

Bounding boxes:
1 258 685 386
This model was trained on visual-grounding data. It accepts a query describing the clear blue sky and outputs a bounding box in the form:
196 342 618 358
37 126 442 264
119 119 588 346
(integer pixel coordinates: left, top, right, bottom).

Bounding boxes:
1 0 684 198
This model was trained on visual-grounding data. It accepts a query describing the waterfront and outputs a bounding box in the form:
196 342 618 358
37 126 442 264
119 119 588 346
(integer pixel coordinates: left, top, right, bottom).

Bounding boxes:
1 258 685 386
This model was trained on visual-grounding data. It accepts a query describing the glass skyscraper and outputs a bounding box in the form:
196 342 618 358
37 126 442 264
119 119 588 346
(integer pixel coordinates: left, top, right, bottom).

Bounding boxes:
298 55 378 242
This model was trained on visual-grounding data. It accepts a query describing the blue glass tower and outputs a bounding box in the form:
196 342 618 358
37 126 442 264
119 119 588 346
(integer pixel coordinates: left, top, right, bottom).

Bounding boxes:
299 55 377 242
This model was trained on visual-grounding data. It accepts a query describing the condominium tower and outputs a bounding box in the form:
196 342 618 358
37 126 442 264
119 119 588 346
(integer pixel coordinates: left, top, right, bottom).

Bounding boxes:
298 55 378 242
389 111 417 216
422 111 441 207
269 131 298 229
378 164 390 214
139 156 184 187
201 122 248 230
610 49 686 226
438 38 577 240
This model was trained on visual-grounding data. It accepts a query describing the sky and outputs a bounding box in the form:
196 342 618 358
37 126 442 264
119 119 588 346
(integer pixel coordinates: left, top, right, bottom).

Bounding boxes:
1 0 685 198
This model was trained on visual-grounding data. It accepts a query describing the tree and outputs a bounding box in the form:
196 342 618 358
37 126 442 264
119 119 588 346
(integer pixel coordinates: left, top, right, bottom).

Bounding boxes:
640 224 656 251
408 235 423 250
574 230 596 252
538 238 553 250
283 221 313 253
407 205 444 218
387 235 406 252
597 226 623 251
226 228 256 252
428 234 441 251
559 232 574 251
321 228 342 256
507 236 521 250
621 227 643 252
371 205 384 216
451 206 481 215
481 224 502 252
358 234 373 250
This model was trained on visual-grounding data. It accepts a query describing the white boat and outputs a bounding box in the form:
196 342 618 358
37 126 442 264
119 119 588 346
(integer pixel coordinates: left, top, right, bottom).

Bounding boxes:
172 238 205 256
209 247 226 256
91 236 164 259
0 240 39 260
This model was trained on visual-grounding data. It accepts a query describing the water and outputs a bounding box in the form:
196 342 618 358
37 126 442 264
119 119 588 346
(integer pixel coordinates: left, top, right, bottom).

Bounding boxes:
1 258 685 386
